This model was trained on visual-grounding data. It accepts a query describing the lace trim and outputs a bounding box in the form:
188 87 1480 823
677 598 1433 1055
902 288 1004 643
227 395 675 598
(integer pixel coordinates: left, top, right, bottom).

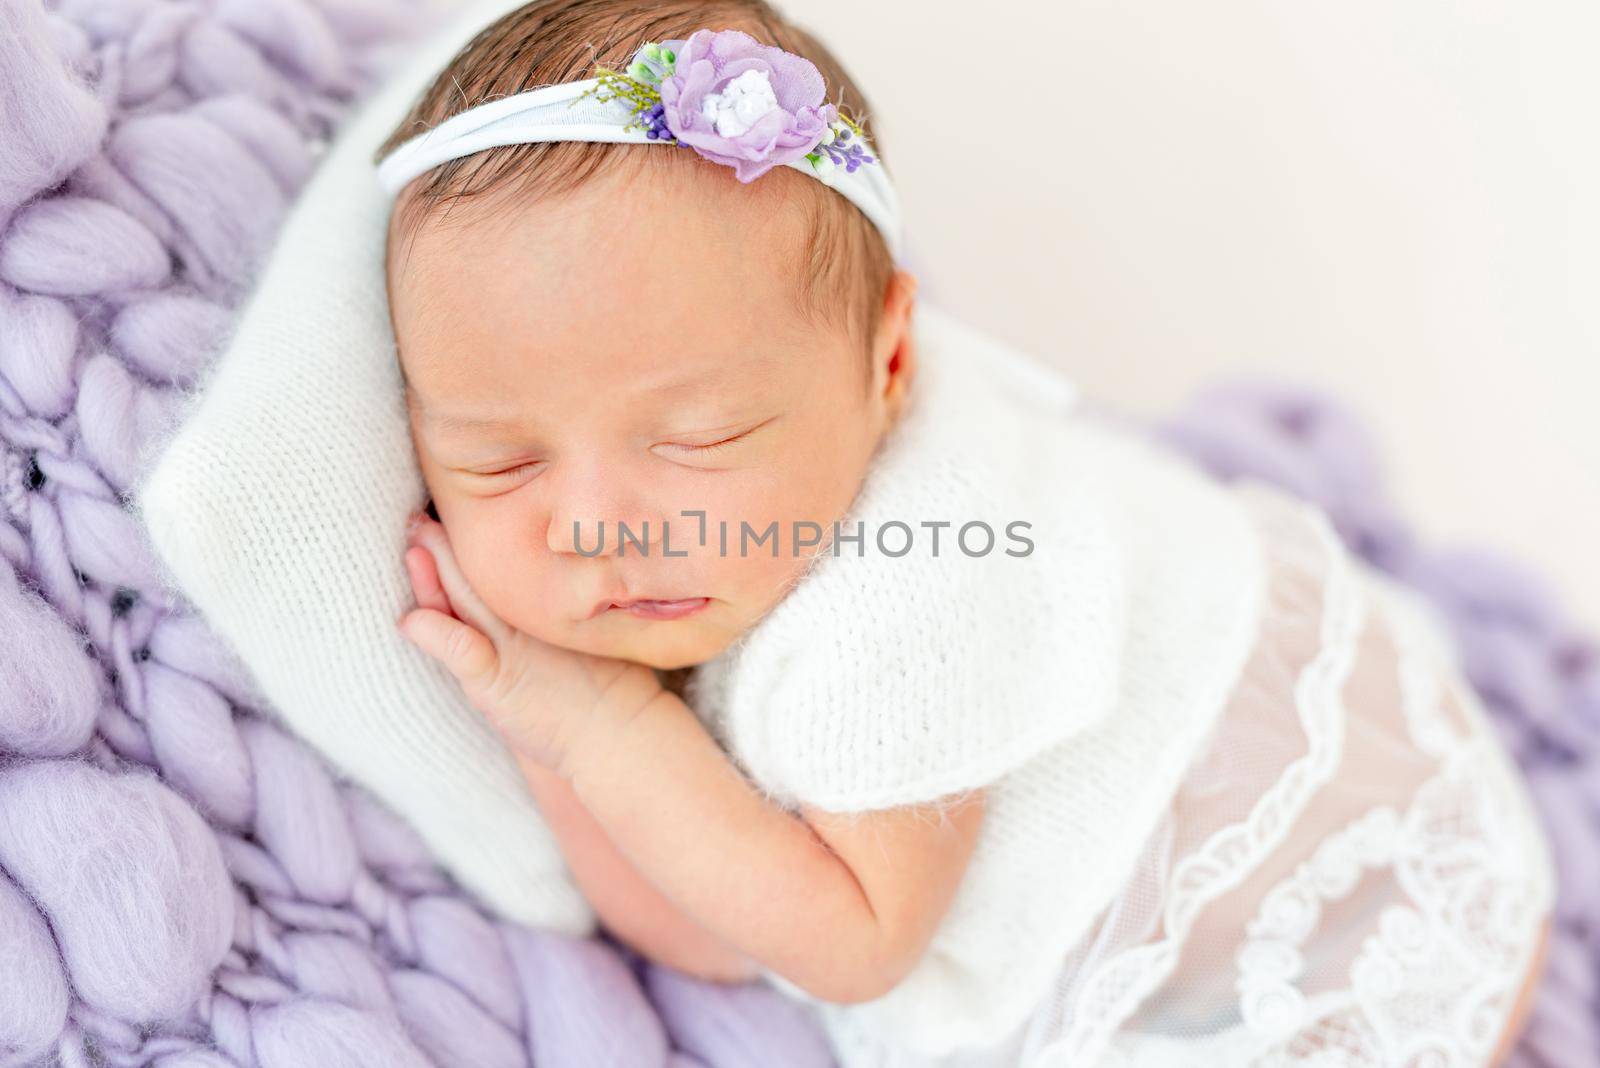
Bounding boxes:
1211 744 1552 1067
1068 496 1554 1068
1057 487 1367 1064
1379 575 1463 762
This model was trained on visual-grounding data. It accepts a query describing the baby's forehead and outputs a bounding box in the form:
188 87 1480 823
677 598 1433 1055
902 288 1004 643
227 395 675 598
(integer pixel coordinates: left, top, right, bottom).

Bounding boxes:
384 151 824 335
404 346 797 452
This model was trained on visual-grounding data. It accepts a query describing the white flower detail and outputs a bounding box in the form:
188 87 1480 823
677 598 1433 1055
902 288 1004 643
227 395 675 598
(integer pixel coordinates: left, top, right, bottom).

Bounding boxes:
699 69 780 138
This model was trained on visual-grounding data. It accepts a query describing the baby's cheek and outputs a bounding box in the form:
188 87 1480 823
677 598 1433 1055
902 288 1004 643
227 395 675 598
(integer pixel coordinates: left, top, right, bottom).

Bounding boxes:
450 524 563 632
708 547 817 630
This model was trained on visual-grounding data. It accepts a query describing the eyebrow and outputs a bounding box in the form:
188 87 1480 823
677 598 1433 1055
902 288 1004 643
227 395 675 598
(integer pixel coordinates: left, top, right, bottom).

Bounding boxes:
416 362 776 436
422 408 522 434
405 379 527 436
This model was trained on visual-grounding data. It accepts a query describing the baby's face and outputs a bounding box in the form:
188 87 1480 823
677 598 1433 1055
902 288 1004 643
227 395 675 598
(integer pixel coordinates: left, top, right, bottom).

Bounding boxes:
390 159 914 670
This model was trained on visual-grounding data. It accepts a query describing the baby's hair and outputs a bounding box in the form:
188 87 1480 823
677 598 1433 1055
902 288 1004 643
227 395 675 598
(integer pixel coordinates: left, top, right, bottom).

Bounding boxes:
375 0 897 362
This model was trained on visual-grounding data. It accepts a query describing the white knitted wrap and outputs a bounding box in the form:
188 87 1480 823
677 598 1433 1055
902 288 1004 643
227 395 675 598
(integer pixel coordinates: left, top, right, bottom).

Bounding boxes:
687 304 1268 1055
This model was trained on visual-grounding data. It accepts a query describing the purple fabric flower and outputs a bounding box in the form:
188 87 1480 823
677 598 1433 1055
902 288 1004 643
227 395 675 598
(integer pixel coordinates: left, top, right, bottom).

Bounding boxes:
657 30 838 182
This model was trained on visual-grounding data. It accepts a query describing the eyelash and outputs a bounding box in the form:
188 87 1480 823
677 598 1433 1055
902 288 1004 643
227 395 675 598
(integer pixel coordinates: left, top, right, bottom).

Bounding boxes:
483 461 543 481
473 428 755 481
676 430 749 456
654 421 769 463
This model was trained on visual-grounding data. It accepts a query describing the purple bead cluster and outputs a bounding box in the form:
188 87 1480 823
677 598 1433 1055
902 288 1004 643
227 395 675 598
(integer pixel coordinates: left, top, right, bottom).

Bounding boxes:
641 101 674 142
818 125 874 173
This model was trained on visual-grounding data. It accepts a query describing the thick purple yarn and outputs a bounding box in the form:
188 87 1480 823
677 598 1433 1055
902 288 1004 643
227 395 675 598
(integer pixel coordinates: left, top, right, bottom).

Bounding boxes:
0 2 1593 1066
0 2 834 1066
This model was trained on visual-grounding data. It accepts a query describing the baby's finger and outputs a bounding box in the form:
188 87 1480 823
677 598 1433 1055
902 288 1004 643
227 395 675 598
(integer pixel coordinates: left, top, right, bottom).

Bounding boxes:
410 520 510 644
404 545 454 617
398 607 499 692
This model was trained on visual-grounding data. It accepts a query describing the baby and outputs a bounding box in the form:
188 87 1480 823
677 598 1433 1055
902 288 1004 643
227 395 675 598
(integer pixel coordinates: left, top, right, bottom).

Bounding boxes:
376 2 1556 1065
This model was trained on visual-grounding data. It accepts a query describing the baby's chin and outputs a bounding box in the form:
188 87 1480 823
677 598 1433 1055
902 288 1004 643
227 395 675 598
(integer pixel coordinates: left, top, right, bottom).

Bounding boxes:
544 609 742 673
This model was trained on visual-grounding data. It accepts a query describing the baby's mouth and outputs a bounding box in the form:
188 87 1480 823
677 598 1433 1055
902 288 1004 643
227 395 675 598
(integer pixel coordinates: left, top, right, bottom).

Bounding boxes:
593 597 710 621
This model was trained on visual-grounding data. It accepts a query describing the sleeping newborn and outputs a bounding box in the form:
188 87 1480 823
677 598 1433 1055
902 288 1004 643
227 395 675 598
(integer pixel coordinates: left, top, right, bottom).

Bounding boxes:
378 2 1556 1065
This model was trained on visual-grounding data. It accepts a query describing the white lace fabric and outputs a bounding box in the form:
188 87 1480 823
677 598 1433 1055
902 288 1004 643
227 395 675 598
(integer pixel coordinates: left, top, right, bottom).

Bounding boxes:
825 480 1556 1068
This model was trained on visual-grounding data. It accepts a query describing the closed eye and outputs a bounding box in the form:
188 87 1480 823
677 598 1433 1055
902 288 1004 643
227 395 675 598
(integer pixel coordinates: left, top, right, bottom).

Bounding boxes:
473 460 544 482
681 432 747 455
655 416 776 461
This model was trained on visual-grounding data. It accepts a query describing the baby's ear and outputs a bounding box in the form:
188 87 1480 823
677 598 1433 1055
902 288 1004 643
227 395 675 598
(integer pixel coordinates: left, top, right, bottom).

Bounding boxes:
883 267 918 323
877 269 920 416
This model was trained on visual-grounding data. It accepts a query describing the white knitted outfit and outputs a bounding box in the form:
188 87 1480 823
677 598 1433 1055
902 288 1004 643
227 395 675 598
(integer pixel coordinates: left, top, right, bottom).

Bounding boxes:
684 307 1557 1067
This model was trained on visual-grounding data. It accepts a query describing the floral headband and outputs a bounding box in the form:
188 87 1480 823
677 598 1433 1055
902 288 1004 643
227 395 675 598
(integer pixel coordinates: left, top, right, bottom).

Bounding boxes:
374 29 903 260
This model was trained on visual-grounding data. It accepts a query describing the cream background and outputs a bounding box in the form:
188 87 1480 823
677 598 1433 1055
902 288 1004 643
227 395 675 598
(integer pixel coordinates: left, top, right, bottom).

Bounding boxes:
806 0 1600 631
414 0 1600 630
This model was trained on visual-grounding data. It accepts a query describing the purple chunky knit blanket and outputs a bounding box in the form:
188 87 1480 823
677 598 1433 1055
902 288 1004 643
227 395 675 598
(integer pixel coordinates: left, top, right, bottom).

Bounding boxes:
0 1 1592 1066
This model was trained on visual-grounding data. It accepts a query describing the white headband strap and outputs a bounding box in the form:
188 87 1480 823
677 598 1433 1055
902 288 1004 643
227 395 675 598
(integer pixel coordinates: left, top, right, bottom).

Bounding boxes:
374 70 903 262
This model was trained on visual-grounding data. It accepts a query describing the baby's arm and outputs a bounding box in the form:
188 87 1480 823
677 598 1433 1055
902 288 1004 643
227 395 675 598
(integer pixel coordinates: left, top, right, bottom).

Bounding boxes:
555 683 987 1004
401 516 984 1000
402 525 755 979
517 754 760 984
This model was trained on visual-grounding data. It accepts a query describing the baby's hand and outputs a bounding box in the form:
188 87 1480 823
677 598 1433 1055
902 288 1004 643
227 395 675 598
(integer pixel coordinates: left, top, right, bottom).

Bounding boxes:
399 511 663 774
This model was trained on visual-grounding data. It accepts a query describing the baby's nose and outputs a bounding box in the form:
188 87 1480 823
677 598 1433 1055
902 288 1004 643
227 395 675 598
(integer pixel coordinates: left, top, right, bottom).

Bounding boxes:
541 457 686 557
547 510 678 557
